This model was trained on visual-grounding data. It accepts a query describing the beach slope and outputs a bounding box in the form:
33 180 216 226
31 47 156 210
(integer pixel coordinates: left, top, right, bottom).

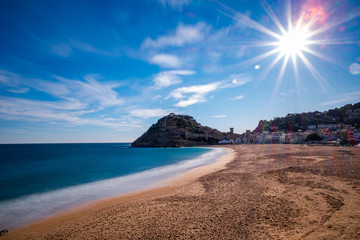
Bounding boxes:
4 145 360 239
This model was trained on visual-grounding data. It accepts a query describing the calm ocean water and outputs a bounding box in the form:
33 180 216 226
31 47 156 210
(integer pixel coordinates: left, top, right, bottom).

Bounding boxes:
0 143 226 230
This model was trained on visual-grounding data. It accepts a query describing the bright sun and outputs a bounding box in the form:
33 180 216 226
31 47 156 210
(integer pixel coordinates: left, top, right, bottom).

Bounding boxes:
217 0 357 97
278 27 310 57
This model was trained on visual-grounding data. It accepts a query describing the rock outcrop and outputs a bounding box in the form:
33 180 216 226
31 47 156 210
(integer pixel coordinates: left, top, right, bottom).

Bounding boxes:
0 229 8 236
132 113 240 147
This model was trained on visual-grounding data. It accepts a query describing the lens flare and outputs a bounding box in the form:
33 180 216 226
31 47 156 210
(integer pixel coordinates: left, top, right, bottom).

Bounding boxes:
215 0 360 97
349 63 360 75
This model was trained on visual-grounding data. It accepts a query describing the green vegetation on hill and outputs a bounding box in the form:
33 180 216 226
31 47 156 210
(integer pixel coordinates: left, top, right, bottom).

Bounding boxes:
254 102 360 132
132 113 240 147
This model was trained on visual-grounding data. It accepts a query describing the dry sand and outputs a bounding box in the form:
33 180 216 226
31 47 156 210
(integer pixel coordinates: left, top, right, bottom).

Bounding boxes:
3 145 360 239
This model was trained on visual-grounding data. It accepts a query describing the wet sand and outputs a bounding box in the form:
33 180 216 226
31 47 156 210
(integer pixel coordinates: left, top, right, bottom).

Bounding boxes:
3 145 360 239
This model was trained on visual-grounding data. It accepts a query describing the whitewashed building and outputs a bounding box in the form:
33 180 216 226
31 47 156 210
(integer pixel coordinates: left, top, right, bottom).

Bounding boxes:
218 139 234 144
271 132 285 143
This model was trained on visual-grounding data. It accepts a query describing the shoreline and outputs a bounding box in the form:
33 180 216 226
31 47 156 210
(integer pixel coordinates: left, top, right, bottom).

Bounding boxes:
4 145 359 239
166 147 234 187
49 146 234 217
4 146 234 236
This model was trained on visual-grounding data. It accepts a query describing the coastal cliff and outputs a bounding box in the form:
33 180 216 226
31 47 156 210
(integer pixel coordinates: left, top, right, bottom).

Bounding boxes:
132 113 240 147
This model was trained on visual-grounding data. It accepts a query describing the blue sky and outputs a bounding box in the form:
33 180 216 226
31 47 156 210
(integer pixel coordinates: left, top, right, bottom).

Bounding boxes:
0 0 359 143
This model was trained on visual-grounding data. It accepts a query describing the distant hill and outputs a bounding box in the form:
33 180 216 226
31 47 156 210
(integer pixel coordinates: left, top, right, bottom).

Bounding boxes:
132 113 240 147
253 102 360 133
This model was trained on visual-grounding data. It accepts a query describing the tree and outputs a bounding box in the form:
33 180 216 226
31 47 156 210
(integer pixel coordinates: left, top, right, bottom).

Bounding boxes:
305 133 323 142
339 131 349 145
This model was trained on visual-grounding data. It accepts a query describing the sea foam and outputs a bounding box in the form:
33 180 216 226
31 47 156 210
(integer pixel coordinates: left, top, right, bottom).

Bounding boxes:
0 147 226 230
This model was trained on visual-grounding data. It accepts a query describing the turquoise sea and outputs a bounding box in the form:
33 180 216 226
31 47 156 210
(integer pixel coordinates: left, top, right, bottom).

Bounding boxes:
0 143 226 230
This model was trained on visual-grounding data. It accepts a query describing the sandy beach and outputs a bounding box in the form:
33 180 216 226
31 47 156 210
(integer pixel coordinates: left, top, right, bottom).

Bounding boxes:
3 145 360 239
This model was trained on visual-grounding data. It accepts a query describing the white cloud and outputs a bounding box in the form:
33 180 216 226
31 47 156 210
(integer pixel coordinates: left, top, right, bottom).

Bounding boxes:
0 70 31 93
157 0 190 9
167 82 220 107
167 73 251 107
169 83 219 99
7 87 30 94
70 39 113 56
49 39 114 57
3 71 125 110
154 73 181 88
175 95 206 107
41 75 124 109
150 54 182 68
213 115 227 118
0 97 86 122
130 108 174 119
153 70 195 88
320 91 360 106
152 95 162 101
234 11 253 30
0 70 23 87
227 74 251 87
167 70 196 75
142 22 208 48
0 70 138 130
0 96 141 131
231 95 245 100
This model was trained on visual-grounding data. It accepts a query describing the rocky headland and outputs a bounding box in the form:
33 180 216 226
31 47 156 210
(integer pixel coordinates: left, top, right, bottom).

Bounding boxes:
132 113 240 147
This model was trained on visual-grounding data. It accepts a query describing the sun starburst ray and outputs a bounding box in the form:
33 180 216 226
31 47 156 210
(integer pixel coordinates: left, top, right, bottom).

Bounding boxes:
298 52 329 90
272 55 290 98
302 47 336 65
306 39 360 45
233 12 282 40
291 54 301 96
215 0 359 100
214 1 283 40
261 1 287 35
257 52 284 86
285 0 292 31
239 48 281 70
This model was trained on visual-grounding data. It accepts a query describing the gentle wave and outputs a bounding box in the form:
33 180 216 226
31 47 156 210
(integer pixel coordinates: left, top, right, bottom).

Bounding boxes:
0 147 227 230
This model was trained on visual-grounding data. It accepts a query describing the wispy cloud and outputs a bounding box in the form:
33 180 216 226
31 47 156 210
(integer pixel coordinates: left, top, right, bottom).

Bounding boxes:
150 54 182 68
153 70 195 88
42 38 115 57
6 87 30 94
157 0 190 9
230 95 245 100
213 115 227 118
50 44 72 57
0 96 85 122
0 70 141 130
0 97 95 129
320 91 360 106
0 96 141 131
28 74 124 110
222 74 251 88
0 70 32 94
142 22 208 48
69 39 114 56
130 108 174 119
0 70 23 87
167 73 251 107
167 82 220 107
